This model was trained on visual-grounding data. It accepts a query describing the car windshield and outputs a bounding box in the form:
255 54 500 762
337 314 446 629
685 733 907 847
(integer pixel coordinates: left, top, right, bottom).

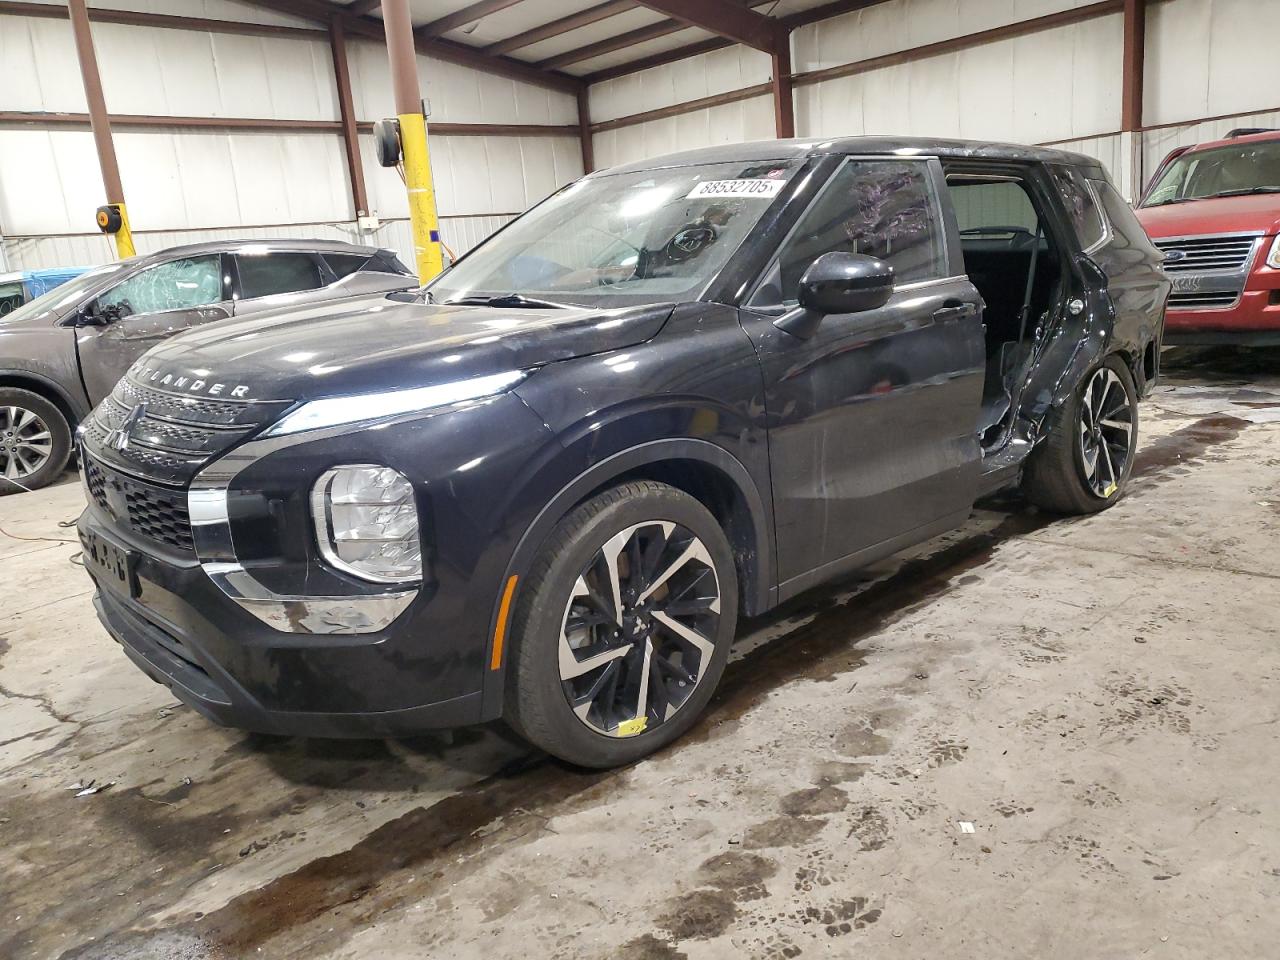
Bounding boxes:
427 159 803 307
1142 139 1280 206
0 261 129 326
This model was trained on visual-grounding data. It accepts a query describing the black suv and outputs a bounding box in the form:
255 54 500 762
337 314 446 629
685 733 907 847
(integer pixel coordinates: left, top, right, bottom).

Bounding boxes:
77 138 1168 767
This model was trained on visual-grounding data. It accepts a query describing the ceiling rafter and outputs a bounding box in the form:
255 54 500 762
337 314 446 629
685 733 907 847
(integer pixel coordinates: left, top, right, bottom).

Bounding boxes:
419 0 528 39
238 0 581 92
584 0 895 84
484 0 635 56
631 0 776 52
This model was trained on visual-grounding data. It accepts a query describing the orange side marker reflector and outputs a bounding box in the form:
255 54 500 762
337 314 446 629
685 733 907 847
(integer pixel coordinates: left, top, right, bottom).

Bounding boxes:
490 575 519 670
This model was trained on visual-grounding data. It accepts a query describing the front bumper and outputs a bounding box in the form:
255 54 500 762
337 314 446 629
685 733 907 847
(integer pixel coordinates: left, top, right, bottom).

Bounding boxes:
1165 267 1280 346
80 505 484 737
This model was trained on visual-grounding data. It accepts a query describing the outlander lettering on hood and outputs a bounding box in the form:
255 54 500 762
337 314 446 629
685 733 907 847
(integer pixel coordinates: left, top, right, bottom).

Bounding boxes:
130 363 253 399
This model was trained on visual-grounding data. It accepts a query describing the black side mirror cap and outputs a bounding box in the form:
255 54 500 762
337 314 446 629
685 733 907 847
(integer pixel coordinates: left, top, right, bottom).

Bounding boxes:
774 252 895 339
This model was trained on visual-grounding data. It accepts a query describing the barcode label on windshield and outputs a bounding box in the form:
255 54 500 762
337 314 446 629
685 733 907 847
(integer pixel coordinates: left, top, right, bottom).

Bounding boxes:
687 179 786 199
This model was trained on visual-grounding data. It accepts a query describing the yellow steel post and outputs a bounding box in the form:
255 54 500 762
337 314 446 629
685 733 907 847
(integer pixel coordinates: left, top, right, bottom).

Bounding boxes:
398 112 444 281
381 0 445 283
113 202 136 259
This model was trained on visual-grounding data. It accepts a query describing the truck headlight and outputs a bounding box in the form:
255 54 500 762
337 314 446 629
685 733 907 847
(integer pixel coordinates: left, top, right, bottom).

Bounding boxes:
1267 235 1280 269
310 465 421 583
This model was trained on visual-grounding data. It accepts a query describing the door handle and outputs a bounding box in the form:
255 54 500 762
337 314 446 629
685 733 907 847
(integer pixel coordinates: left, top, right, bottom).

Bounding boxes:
932 301 977 323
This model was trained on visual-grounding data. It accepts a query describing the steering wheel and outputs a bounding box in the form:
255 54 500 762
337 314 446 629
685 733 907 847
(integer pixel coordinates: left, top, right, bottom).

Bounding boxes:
664 224 718 263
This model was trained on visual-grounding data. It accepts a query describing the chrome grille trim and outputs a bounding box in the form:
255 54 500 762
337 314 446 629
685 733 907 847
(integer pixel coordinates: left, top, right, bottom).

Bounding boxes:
1153 232 1264 312
1153 232 1263 273
82 375 291 485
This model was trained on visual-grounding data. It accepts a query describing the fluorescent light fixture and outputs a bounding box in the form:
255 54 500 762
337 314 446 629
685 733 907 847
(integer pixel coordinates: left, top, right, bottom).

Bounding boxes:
266 369 527 436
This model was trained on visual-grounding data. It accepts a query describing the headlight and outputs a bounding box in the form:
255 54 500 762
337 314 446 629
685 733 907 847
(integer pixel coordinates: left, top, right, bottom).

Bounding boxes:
1267 235 1280 269
311 465 421 583
265 370 528 437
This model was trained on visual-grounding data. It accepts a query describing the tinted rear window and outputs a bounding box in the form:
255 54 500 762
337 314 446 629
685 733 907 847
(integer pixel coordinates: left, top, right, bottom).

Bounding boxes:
325 253 372 279
237 253 323 299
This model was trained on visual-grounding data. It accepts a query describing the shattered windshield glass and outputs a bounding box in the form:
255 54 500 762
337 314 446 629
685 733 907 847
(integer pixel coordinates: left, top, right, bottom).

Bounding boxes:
428 159 802 307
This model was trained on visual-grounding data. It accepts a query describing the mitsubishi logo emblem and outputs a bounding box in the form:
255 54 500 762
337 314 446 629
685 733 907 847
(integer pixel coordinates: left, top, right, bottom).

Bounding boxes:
105 403 147 452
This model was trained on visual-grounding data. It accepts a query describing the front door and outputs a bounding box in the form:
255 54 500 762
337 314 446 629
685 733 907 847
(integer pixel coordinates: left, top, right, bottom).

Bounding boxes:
740 157 986 593
76 254 232 404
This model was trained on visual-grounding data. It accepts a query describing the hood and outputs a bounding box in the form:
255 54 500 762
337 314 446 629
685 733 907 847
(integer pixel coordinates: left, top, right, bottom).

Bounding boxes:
133 294 677 402
1135 192 1280 238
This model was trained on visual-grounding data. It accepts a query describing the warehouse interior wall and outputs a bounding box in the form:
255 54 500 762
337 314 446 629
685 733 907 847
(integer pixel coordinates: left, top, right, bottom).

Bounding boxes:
587 0 1280 205
3 0 1279 273
0 0 582 271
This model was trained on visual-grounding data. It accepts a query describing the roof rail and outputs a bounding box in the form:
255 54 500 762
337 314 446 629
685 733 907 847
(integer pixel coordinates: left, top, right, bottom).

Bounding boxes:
1226 127 1279 138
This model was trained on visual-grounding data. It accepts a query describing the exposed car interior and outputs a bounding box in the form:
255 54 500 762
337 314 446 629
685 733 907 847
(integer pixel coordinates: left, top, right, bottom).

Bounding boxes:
945 169 1066 444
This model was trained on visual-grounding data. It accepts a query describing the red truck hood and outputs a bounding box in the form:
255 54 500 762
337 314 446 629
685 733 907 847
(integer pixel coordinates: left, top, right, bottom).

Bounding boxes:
1136 193 1280 238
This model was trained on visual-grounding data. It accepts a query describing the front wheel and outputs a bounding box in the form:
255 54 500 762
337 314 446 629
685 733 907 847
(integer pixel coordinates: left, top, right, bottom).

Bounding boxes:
0 388 72 495
1022 355 1139 514
505 480 738 768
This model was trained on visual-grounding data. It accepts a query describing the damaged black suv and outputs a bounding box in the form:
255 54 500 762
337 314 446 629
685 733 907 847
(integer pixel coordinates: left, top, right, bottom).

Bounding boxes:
77 138 1168 768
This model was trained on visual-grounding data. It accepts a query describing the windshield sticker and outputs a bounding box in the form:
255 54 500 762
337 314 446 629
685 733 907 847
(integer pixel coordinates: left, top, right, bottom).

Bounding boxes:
687 179 786 200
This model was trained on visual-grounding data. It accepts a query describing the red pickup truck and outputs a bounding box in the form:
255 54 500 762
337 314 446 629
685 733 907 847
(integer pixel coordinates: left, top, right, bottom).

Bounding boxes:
1136 129 1280 346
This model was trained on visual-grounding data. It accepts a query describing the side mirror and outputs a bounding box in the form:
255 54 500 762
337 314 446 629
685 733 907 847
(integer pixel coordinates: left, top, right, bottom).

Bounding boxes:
800 252 895 314
776 253 895 339
75 306 109 327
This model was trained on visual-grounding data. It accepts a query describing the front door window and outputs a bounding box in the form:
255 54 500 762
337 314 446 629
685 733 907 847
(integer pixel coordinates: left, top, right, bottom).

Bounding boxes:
94 256 223 319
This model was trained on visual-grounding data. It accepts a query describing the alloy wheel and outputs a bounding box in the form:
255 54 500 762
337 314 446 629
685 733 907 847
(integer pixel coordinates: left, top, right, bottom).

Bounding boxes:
0 405 54 481
558 520 721 738
1078 367 1134 498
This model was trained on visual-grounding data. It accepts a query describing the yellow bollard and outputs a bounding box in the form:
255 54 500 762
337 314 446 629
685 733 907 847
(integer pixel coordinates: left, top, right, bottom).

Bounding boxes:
113 202 136 260
398 113 444 283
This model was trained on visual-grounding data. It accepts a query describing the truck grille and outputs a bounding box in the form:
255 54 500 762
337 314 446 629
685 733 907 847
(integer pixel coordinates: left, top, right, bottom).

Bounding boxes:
1153 234 1259 273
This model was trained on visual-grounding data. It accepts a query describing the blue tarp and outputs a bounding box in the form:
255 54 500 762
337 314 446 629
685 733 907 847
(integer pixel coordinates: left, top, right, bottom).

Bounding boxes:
22 267 89 298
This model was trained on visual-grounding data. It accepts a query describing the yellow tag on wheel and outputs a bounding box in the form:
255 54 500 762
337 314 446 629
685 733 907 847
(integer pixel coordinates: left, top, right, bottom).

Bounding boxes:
616 717 648 736
1103 482 1118 497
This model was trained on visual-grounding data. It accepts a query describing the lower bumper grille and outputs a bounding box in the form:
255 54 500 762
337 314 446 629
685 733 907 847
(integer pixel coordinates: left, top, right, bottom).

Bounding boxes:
1168 291 1241 310
84 456 194 553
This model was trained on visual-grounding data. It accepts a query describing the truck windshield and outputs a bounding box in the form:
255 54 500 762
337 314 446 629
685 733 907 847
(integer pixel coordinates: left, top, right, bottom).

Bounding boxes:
0 261 127 326
427 159 802 307
1142 139 1280 206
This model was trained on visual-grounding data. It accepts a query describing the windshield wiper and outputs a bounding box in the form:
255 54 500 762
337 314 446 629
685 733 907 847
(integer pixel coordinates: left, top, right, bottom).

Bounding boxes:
443 293 567 309
1208 186 1280 198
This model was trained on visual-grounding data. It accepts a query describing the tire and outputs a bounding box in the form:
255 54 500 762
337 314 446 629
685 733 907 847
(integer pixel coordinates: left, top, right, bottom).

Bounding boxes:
505 480 738 768
1022 355 1138 515
0 388 72 495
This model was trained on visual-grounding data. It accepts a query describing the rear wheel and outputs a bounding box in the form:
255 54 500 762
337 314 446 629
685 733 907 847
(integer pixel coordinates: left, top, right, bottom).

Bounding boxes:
0 388 72 495
1022 355 1138 514
506 480 738 768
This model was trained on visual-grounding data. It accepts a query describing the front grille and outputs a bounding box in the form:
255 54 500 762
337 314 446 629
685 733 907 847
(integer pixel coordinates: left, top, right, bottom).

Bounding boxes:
1154 234 1259 273
82 376 290 486
1168 291 1241 309
84 456 194 552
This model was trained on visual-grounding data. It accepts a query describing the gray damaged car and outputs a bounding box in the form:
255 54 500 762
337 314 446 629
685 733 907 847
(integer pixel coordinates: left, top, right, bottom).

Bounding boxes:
0 239 417 493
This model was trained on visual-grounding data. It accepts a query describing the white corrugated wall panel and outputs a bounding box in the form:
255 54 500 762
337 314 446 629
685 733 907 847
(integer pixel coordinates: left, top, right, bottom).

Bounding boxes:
1146 0 1280 127
0 129 105 236
357 133 582 220
0 15 88 113
346 40 577 126
589 47 774 124
592 96 776 171
791 0 1102 72
796 16 1122 145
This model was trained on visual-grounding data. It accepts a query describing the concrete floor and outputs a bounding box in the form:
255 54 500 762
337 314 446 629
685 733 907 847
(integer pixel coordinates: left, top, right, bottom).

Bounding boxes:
2 348 1278 960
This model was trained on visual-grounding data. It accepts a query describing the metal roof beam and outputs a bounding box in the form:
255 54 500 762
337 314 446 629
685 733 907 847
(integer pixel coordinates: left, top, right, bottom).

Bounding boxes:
632 0 776 53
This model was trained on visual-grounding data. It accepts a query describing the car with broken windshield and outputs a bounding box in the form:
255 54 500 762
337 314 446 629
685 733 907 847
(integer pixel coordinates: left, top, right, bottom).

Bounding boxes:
0 239 415 493
76 137 1168 768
